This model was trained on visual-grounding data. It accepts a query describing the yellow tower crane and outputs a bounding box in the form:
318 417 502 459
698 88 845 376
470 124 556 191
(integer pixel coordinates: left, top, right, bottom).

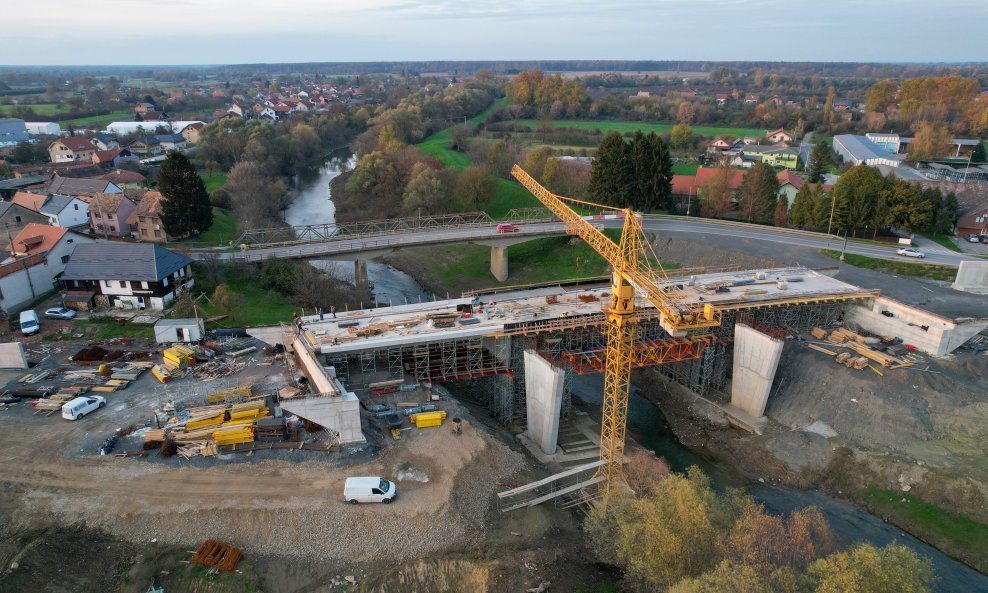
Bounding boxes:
511 164 723 490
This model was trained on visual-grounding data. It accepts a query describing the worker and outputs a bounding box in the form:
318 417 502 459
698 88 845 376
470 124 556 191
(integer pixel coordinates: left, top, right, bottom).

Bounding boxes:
331 305 337 319
319 307 324 321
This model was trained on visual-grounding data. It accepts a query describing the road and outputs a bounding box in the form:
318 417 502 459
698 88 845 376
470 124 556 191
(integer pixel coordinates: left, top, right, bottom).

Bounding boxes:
190 216 980 268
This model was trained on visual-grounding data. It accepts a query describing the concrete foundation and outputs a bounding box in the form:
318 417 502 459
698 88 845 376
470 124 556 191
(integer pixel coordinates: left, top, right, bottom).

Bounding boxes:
952 260 988 294
731 323 784 418
280 393 365 444
844 296 988 357
523 349 565 454
0 342 28 370
490 246 508 282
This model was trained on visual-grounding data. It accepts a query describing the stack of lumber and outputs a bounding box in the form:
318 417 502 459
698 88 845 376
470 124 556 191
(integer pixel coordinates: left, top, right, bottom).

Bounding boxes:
33 399 65 412
18 369 54 384
143 429 166 446
191 540 242 573
213 425 254 446
255 417 287 442
847 342 902 367
178 441 218 458
206 385 253 404
186 412 225 432
811 327 829 340
110 366 145 381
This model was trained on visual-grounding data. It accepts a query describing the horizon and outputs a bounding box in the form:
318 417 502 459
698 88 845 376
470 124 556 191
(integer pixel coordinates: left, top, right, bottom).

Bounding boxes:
4 0 988 66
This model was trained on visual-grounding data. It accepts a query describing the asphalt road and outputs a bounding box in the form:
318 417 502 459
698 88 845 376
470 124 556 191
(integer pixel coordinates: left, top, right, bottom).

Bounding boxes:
191 217 981 268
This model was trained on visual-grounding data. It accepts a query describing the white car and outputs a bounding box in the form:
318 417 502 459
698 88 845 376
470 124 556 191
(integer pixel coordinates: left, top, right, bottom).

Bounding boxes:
343 476 397 504
45 307 77 320
968 234 982 244
61 396 106 420
896 247 925 259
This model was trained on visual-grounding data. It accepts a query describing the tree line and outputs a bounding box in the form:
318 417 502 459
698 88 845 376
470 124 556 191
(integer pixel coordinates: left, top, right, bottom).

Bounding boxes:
588 130 674 212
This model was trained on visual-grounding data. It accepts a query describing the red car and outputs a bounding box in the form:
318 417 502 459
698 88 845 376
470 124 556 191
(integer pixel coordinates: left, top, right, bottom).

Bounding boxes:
496 223 520 233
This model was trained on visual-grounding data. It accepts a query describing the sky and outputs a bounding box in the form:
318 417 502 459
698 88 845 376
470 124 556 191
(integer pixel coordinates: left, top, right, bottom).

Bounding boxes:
4 0 988 66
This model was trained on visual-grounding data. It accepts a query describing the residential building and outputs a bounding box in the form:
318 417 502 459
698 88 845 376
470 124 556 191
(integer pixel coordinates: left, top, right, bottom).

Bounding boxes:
154 133 186 151
60 243 194 310
671 167 747 212
0 224 94 313
126 191 171 242
760 147 800 169
776 170 804 206
730 145 800 169
180 122 204 144
956 206 988 238
766 128 795 144
48 137 98 163
89 193 137 237
134 102 156 114
91 147 139 168
13 192 89 228
96 169 147 189
0 118 29 147
0 174 48 200
45 175 122 198
126 137 162 156
832 135 905 168
0 200 49 237
91 133 119 151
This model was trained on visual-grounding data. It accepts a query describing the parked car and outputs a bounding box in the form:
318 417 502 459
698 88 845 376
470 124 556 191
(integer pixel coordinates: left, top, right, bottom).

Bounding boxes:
61 396 106 420
19 310 40 336
343 476 397 504
967 234 982 243
45 307 77 320
496 223 520 233
896 247 925 259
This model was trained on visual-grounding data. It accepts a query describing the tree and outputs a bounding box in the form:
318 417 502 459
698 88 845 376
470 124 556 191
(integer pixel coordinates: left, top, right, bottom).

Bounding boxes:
452 166 496 210
774 197 789 227
811 187 833 231
646 132 675 212
882 179 933 232
667 561 777 593
699 164 735 218
158 151 213 238
718 501 836 573
808 142 832 183
401 162 450 215
865 80 897 113
671 124 694 150
677 101 696 124
909 121 952 161
932 190 959 234
808 542 933 593
212 284 245 316
970 141 986 164
823 86 837 130
830 165 887 235
789 184 815 228
589 131 630 206
737 162 779 223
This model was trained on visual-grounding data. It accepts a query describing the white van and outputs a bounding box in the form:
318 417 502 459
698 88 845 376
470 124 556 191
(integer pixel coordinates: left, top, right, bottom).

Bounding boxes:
61 396 106 420
19 310 40 336
344 476 397 504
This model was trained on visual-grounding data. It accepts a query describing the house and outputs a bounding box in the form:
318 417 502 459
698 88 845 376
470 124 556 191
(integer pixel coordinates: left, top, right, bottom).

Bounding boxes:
760 147 800 169
126 190 171 242
766 128 795 144
180 122 204 145
127 137 162 156
48 137 98 163
140 111 166 122
134 102 156 114
0 118 29 147
671 167 747 212
0 224 94 313
258 106 278 120
92 147 139 168
13 192 89 228
96 169 147 189
776 170 805 206
707 137 735 153
0 174 48 200
955 206 988 239
154 133 186 151
91 133 119 151
60 243 195 310
89 192 137 237
0 200 49 237
45 175 122 197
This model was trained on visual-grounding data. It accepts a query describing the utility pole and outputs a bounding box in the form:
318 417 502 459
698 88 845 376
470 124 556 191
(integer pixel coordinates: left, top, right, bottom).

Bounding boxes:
827 194 837 237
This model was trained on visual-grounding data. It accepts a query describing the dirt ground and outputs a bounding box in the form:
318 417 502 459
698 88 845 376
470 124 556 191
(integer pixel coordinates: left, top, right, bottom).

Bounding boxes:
0 337 602 593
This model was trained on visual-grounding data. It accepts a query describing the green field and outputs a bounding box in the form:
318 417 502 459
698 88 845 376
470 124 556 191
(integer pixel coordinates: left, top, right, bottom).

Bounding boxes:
73 318 154 340
0 103 70 116
200 172 228 194
199 207 237 244
821 249 957 281
672 163 698 175
59 109 133 126
514 119 767 139
192 262 296 326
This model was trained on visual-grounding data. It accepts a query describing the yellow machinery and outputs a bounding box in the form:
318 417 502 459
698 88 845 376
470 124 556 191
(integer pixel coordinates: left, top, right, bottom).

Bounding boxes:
511 165 723 492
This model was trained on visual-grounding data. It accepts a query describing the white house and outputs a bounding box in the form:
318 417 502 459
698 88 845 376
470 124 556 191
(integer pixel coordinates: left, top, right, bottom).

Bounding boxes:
60 243 194 310
39 194 90 228
0 224 94 313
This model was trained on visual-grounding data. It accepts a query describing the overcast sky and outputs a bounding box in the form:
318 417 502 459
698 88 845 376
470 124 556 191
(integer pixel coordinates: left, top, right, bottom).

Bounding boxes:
5 0 987 66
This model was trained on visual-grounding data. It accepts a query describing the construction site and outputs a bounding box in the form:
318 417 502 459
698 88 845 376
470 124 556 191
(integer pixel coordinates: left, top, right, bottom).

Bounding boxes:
1 169 987 593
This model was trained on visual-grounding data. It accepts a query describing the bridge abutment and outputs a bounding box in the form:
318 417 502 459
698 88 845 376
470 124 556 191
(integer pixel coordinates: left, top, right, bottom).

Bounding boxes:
524 349 565 454
354 260 369 292
730 323 783 418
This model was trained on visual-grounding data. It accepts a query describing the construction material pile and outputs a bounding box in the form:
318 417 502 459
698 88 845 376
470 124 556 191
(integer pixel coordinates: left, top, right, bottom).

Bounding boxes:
808 326 920 375
192 540 242 572
144 394 272 454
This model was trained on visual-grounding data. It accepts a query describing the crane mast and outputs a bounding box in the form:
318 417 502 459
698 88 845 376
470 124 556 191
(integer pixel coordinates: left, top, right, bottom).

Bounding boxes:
510 165 722 490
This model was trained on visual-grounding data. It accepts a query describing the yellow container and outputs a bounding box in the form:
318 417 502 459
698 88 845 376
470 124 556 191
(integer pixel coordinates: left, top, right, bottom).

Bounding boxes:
410 410 447 428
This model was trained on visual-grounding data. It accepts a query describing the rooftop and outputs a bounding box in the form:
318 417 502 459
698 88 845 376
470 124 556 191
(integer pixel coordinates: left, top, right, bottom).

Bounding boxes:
61 243 192 282
6 223 69 256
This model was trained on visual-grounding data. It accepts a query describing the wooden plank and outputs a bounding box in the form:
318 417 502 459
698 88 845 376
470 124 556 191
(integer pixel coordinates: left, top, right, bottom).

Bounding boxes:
807 344 837 356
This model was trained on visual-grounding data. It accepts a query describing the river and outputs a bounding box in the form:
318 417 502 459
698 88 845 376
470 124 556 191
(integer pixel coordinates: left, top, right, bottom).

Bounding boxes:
283 151 432 306
567 374 988 593
288 153 986 592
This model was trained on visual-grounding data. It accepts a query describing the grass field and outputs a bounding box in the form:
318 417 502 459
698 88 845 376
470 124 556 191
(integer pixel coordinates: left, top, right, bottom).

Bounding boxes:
200 172 228 194
821 249 957 281
192 262 296 326
0 103 70 116
863 488 988 564
199 207 237 244
59 110 133 126
921 233 962 253
514 119 767 139
672 163 698 175
73 318 155 340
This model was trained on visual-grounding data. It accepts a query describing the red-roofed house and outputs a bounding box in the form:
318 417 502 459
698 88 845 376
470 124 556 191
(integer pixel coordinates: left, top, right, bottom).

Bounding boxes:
671 167 747 214
48 137 98 163
776 170 805 205
0 223 94 311
181 122 205 145
126 191 171 242
767 128 795 144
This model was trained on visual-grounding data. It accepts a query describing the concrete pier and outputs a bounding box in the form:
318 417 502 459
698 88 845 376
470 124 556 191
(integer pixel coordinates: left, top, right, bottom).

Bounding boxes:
490 246 508 282
354 260 368 292
730 323 784 418
524 350 565 454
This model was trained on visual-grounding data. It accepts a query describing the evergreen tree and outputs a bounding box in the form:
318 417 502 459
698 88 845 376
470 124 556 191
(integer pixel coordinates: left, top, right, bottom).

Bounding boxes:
737 162 779 223
647 132 675 212
589 131 629 206
807 142 831 183
629 131 651 210
971 141 986 164
788 184 814 228
932 191 960 234
773 197 789 227
158 150 213 238
830 164 886 235
811 188 833 232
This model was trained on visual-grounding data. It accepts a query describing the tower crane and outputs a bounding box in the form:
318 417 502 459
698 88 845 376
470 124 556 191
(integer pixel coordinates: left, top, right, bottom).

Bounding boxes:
511 165 723 490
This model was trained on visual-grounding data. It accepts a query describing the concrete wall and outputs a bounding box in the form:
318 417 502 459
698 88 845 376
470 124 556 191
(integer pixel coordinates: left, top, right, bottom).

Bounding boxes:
524 349 565 454
844 296 988 357
291 334 339 396
0 342 28 369
952 261 988 294
731 323 784 418
281 393 364 444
